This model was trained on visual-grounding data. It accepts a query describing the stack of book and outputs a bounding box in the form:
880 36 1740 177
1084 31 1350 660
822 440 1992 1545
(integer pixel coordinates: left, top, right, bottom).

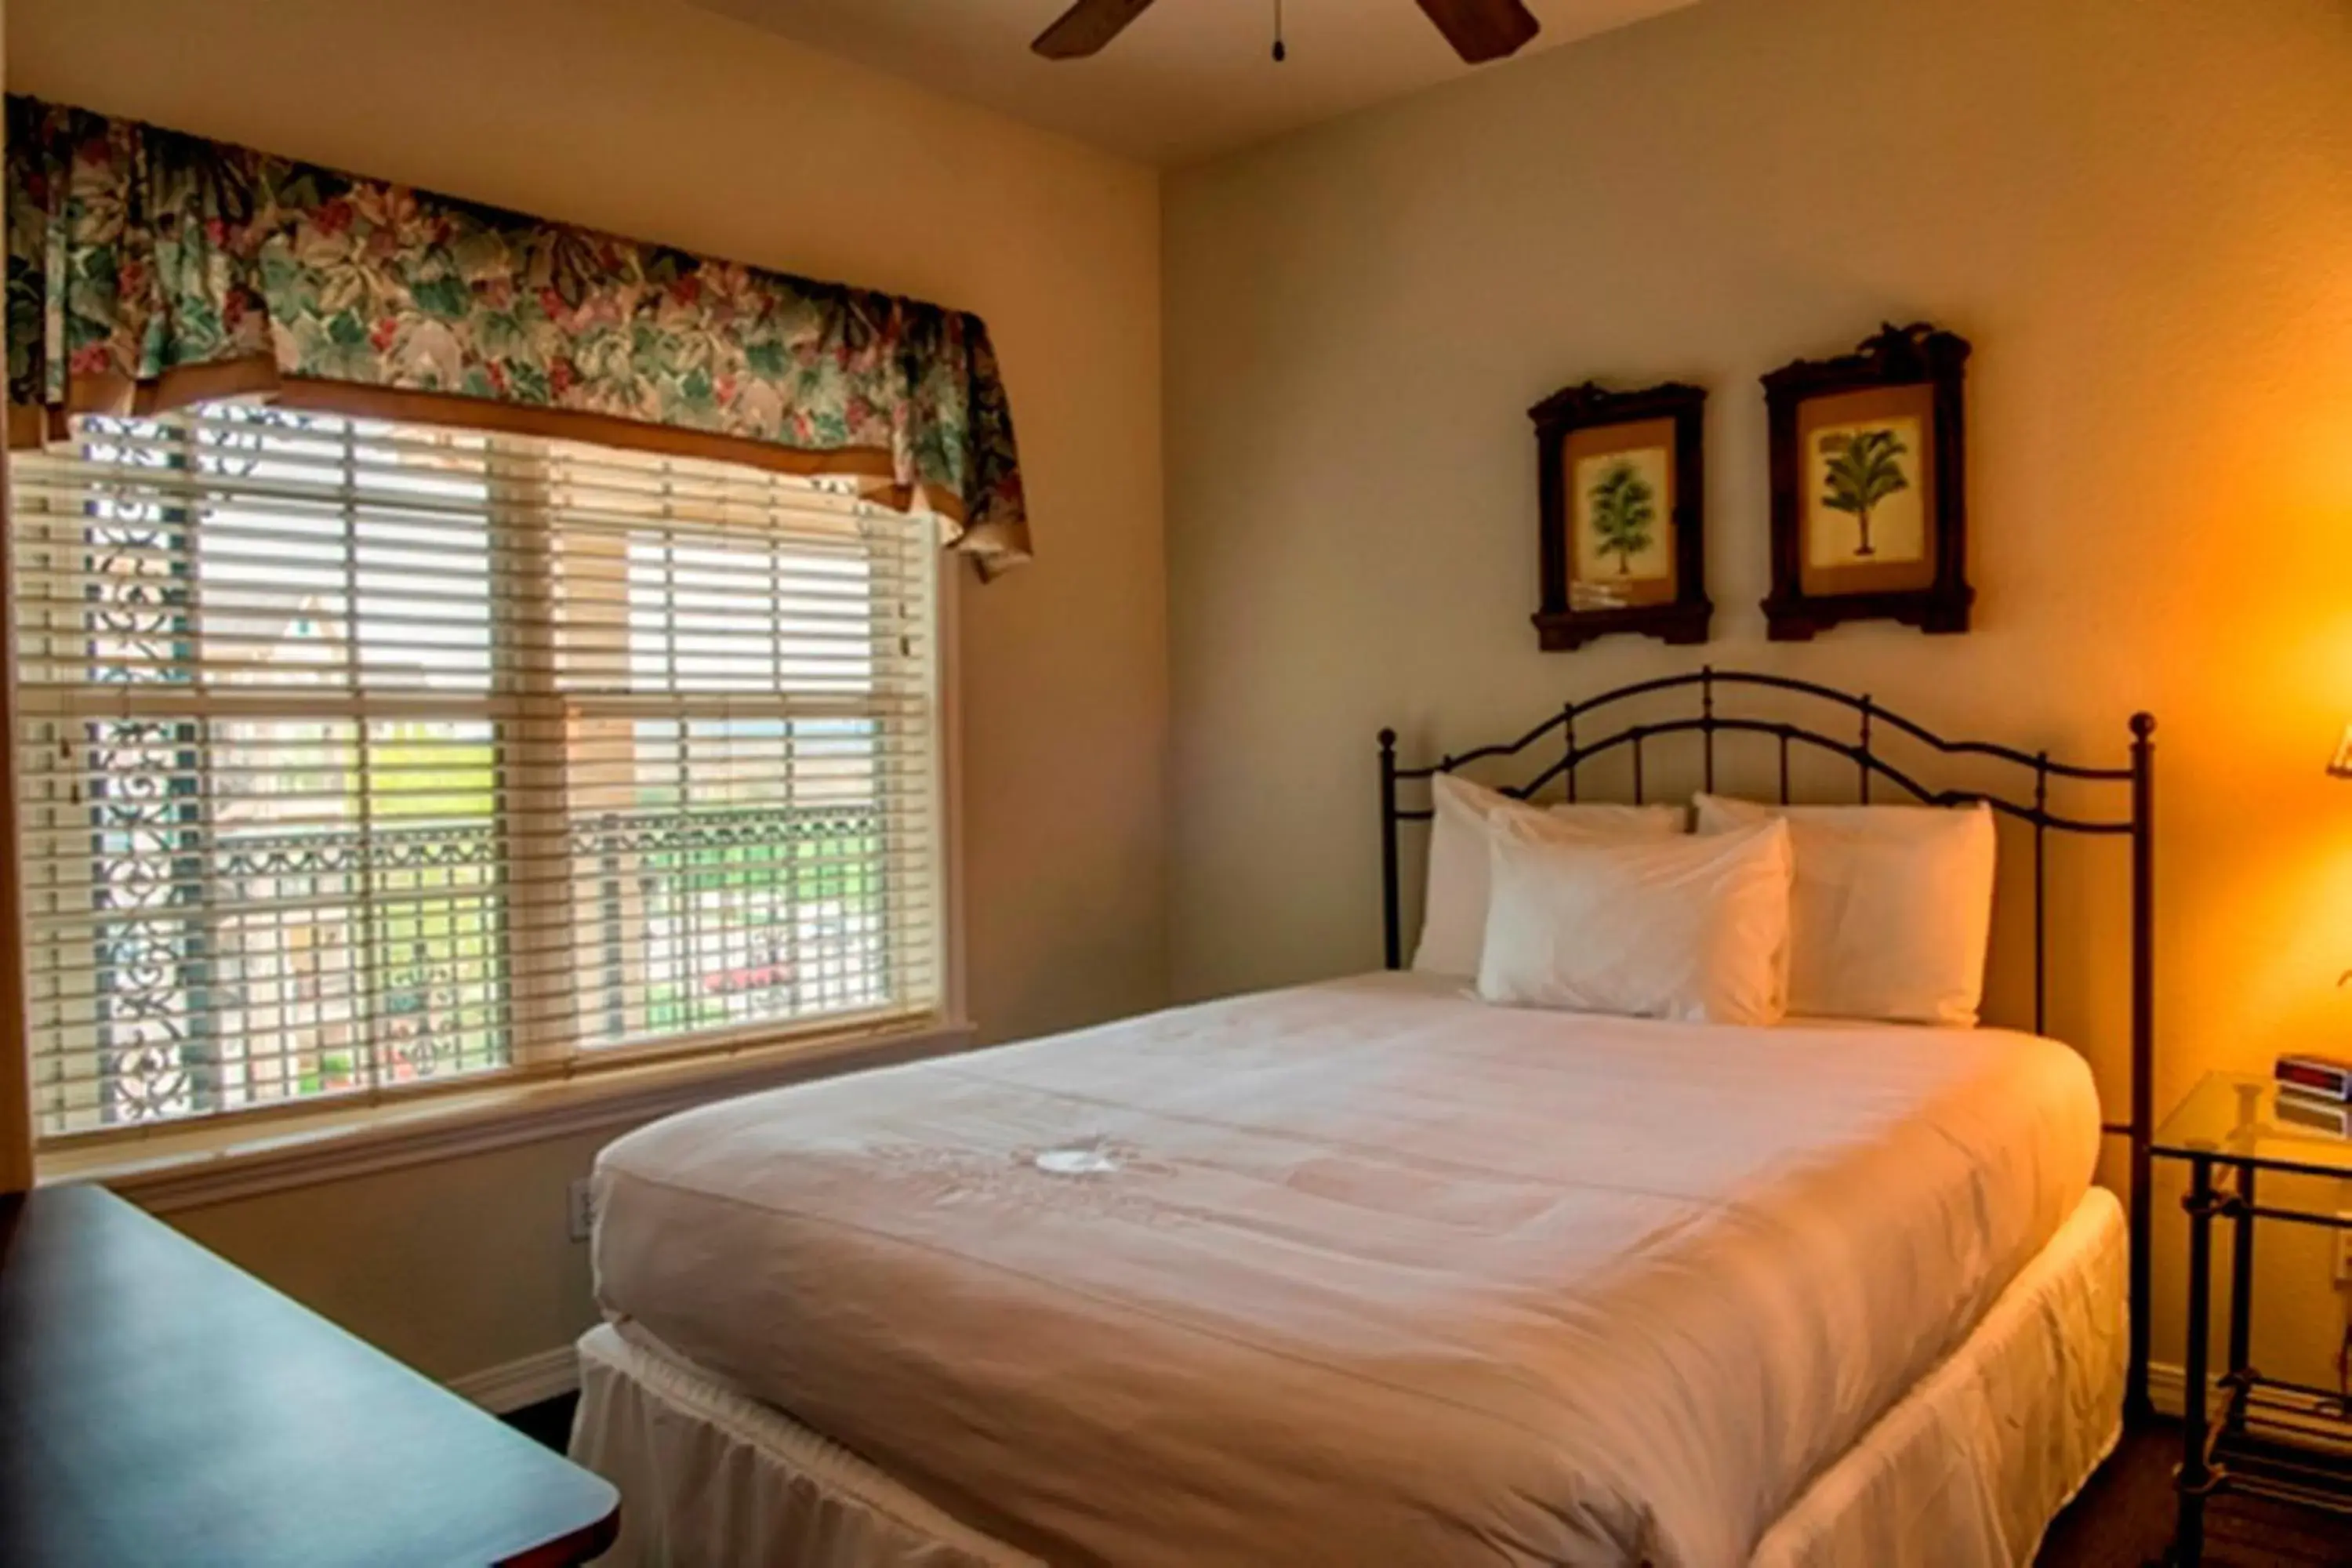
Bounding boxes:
2275 1054 2352 1136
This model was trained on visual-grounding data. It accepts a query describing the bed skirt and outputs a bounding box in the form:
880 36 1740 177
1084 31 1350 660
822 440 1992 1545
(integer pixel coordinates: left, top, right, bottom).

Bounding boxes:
572 1185 2125 1567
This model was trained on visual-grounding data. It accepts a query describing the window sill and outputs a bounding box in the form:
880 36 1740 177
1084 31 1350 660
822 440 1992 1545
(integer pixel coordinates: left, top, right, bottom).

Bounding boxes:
37 1016 980 1214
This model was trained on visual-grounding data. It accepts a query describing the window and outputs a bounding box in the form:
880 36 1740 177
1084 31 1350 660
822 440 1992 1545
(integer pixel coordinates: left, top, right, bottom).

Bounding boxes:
12 406 945 1141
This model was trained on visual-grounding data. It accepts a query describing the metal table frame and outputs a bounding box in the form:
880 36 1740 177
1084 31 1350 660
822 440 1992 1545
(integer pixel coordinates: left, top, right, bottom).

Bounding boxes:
2165 1143 2352 1563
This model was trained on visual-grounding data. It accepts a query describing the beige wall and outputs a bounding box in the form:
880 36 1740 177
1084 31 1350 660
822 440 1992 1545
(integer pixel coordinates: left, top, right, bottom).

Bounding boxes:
9 0 1167 1382
1167 0 2352 1385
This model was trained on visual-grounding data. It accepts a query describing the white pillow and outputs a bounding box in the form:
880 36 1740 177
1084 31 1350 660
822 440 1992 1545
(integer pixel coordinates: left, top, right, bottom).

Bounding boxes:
1413 774 1685 976
1477 817 1793 1025
1693 795 1997 1026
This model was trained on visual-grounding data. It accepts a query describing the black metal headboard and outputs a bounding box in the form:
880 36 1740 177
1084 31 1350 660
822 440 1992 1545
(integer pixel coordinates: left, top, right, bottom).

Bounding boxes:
1376 666 2157 1417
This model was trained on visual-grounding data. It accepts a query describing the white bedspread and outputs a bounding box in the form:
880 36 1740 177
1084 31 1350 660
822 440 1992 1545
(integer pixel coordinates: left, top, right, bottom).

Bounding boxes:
593 974 2100 1566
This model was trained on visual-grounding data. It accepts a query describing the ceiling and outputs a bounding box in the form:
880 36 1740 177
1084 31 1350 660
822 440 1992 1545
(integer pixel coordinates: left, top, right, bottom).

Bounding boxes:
691 0 1698 166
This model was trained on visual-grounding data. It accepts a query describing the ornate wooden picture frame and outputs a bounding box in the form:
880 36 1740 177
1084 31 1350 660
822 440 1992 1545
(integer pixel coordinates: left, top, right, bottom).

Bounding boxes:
1530 380 1709 651
1761 323 1973 641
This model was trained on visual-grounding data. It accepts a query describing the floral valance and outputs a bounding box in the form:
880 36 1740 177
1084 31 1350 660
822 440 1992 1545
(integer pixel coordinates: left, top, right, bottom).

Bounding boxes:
4 95 1030 574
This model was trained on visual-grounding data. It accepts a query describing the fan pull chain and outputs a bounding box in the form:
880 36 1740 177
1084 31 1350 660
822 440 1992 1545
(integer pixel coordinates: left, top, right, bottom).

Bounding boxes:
1272 0 1287 62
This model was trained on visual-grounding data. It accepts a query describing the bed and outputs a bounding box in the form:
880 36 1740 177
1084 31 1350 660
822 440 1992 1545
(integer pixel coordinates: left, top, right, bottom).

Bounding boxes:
572 671 2157 1566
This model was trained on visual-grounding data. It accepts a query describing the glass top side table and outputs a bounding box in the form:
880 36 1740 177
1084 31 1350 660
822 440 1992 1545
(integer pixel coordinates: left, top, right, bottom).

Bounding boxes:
2152 1072 2352 1564
2155 1072 2352 1177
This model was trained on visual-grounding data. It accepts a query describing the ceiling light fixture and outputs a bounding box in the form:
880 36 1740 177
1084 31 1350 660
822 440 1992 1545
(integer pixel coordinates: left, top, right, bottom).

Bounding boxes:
1033 2 1540 68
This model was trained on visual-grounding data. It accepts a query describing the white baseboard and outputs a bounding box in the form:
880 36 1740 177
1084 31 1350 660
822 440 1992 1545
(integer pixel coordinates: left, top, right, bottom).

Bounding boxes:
451 1343 581 1415
2147 1361 2352 1455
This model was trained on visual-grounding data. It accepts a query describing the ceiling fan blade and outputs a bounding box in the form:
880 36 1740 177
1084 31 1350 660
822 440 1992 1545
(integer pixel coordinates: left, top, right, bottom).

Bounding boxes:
1414 0 1541 64
1032 0 1163 59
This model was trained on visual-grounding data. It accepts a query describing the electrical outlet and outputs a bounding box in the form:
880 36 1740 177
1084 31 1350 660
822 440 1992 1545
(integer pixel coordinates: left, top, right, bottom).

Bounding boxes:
568 1178 597 1243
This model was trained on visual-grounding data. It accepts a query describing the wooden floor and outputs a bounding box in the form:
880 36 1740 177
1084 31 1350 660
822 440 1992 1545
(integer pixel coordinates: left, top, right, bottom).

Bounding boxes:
2036 1422 2352 1567
506 1391 577 1454
508 1398 2352 1565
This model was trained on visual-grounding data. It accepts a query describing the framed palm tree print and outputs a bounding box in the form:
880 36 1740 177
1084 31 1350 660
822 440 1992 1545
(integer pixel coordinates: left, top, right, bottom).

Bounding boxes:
1762 323 1972 640
1530 380 1709 651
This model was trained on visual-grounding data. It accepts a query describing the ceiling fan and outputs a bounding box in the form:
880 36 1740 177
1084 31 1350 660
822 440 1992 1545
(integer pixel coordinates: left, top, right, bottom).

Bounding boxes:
1032 0 1541 66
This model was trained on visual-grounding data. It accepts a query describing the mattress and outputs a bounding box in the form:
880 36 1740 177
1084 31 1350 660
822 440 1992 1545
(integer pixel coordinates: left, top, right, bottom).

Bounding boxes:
573 1186 2127 1568
593 972 2102 1566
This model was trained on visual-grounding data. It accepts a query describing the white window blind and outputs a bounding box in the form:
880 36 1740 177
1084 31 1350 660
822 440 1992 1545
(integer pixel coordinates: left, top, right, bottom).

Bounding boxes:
11 405 944 1141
